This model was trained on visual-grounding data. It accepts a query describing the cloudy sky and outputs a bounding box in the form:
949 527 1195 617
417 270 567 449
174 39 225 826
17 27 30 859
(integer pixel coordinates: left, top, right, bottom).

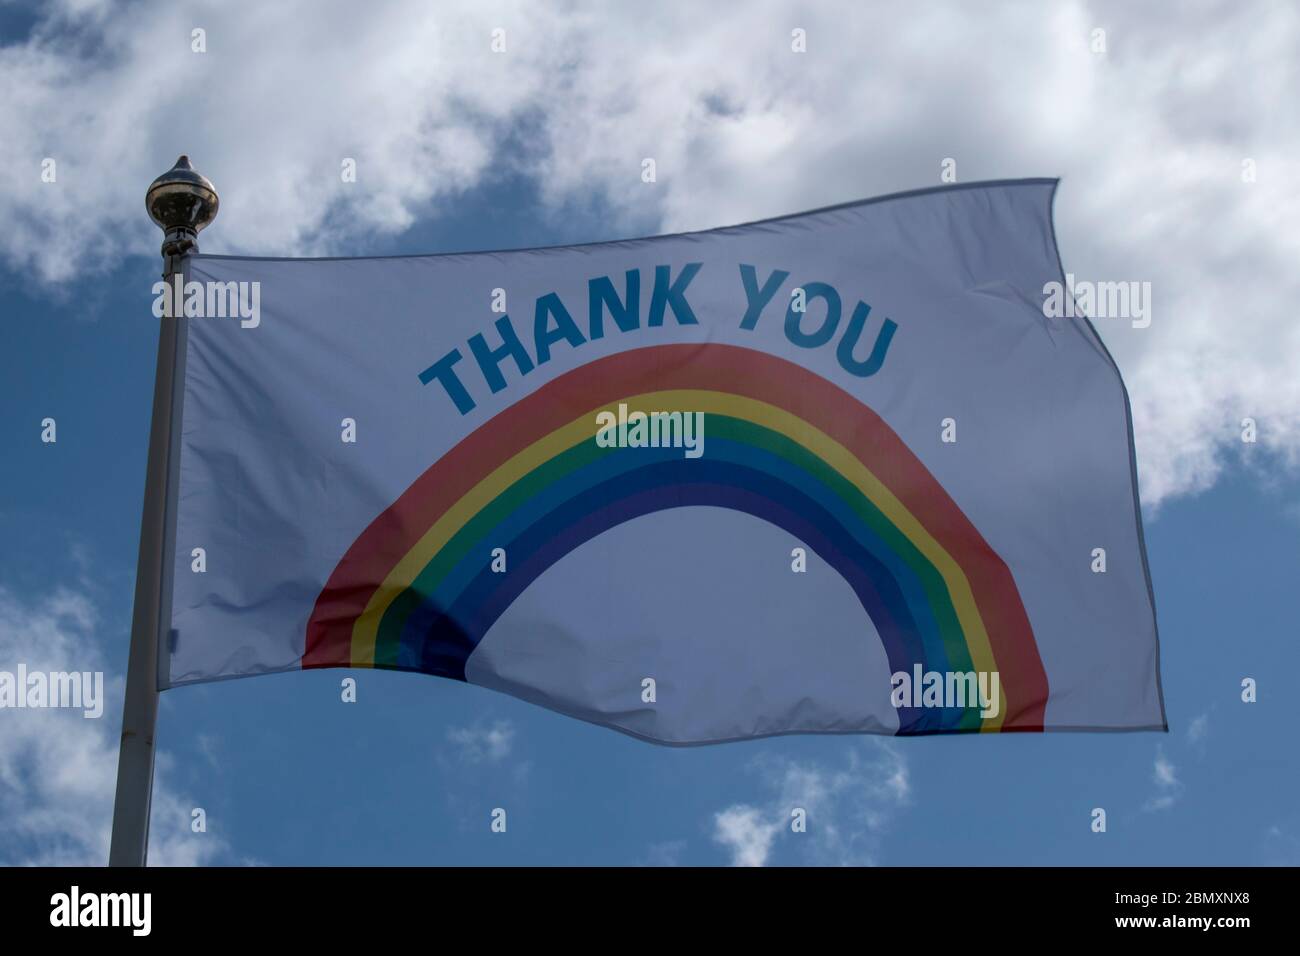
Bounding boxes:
1 0 1297 865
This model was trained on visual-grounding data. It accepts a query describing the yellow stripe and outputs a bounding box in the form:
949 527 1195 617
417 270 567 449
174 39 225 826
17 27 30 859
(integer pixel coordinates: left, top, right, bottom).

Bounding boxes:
348 413 598 666
350 389 1005 729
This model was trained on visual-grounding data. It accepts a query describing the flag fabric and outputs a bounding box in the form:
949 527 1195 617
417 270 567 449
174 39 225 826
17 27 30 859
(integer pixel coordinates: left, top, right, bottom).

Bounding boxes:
162 179 1165 741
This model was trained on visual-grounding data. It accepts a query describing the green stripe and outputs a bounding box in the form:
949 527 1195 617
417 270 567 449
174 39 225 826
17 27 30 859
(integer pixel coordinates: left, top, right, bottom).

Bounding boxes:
717 417 981 731
373 436 616 667
375 415 982 728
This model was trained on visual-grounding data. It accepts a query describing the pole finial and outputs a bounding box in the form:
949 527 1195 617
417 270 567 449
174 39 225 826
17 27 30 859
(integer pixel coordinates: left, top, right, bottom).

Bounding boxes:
146 155 219 260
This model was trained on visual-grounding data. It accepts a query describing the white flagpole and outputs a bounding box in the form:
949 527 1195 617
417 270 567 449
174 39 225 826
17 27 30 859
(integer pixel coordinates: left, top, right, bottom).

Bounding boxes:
109 156 219 867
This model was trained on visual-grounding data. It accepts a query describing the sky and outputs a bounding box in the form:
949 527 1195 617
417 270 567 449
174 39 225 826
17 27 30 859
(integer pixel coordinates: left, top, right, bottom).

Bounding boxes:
1 0 1298 866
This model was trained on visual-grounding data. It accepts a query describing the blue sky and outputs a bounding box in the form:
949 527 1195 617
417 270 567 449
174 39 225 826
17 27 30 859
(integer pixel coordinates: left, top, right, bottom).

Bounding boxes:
2 1 1298 866
3 171 1297 867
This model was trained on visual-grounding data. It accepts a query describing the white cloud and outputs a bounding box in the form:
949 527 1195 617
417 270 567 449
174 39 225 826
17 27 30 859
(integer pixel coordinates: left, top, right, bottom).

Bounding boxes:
1153 753 1177 788
436 719 527 832
445 719 515 764
0 0 566 282
1143 748 1182 812
712 740 909 866
0 587 226 865
2 0 1297 508
713 805 781 867
1186 713 1209 745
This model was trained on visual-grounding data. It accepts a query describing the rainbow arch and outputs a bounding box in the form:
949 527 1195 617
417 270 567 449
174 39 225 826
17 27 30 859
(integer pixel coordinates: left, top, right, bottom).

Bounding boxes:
305 343 1048 733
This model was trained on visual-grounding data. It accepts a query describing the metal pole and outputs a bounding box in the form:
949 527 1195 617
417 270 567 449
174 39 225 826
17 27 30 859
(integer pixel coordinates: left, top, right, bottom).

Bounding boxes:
109 157 218 867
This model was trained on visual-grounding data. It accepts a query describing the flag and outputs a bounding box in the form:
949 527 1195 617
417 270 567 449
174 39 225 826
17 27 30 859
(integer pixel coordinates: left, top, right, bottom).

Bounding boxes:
162 179 1165 741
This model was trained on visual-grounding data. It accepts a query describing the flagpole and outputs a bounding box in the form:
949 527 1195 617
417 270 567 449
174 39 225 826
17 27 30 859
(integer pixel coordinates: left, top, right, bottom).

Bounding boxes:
109 156 219 867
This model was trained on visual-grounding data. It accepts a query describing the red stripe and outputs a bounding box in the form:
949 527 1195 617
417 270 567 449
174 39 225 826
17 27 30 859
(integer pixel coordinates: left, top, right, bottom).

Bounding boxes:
304 343 1048 729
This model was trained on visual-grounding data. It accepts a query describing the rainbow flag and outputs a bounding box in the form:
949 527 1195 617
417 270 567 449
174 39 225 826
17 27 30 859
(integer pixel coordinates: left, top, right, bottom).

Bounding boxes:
163 180 1165 740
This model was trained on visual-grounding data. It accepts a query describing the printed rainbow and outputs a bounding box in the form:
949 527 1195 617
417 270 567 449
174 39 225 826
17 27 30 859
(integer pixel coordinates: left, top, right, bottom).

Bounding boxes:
305 343 1048 733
